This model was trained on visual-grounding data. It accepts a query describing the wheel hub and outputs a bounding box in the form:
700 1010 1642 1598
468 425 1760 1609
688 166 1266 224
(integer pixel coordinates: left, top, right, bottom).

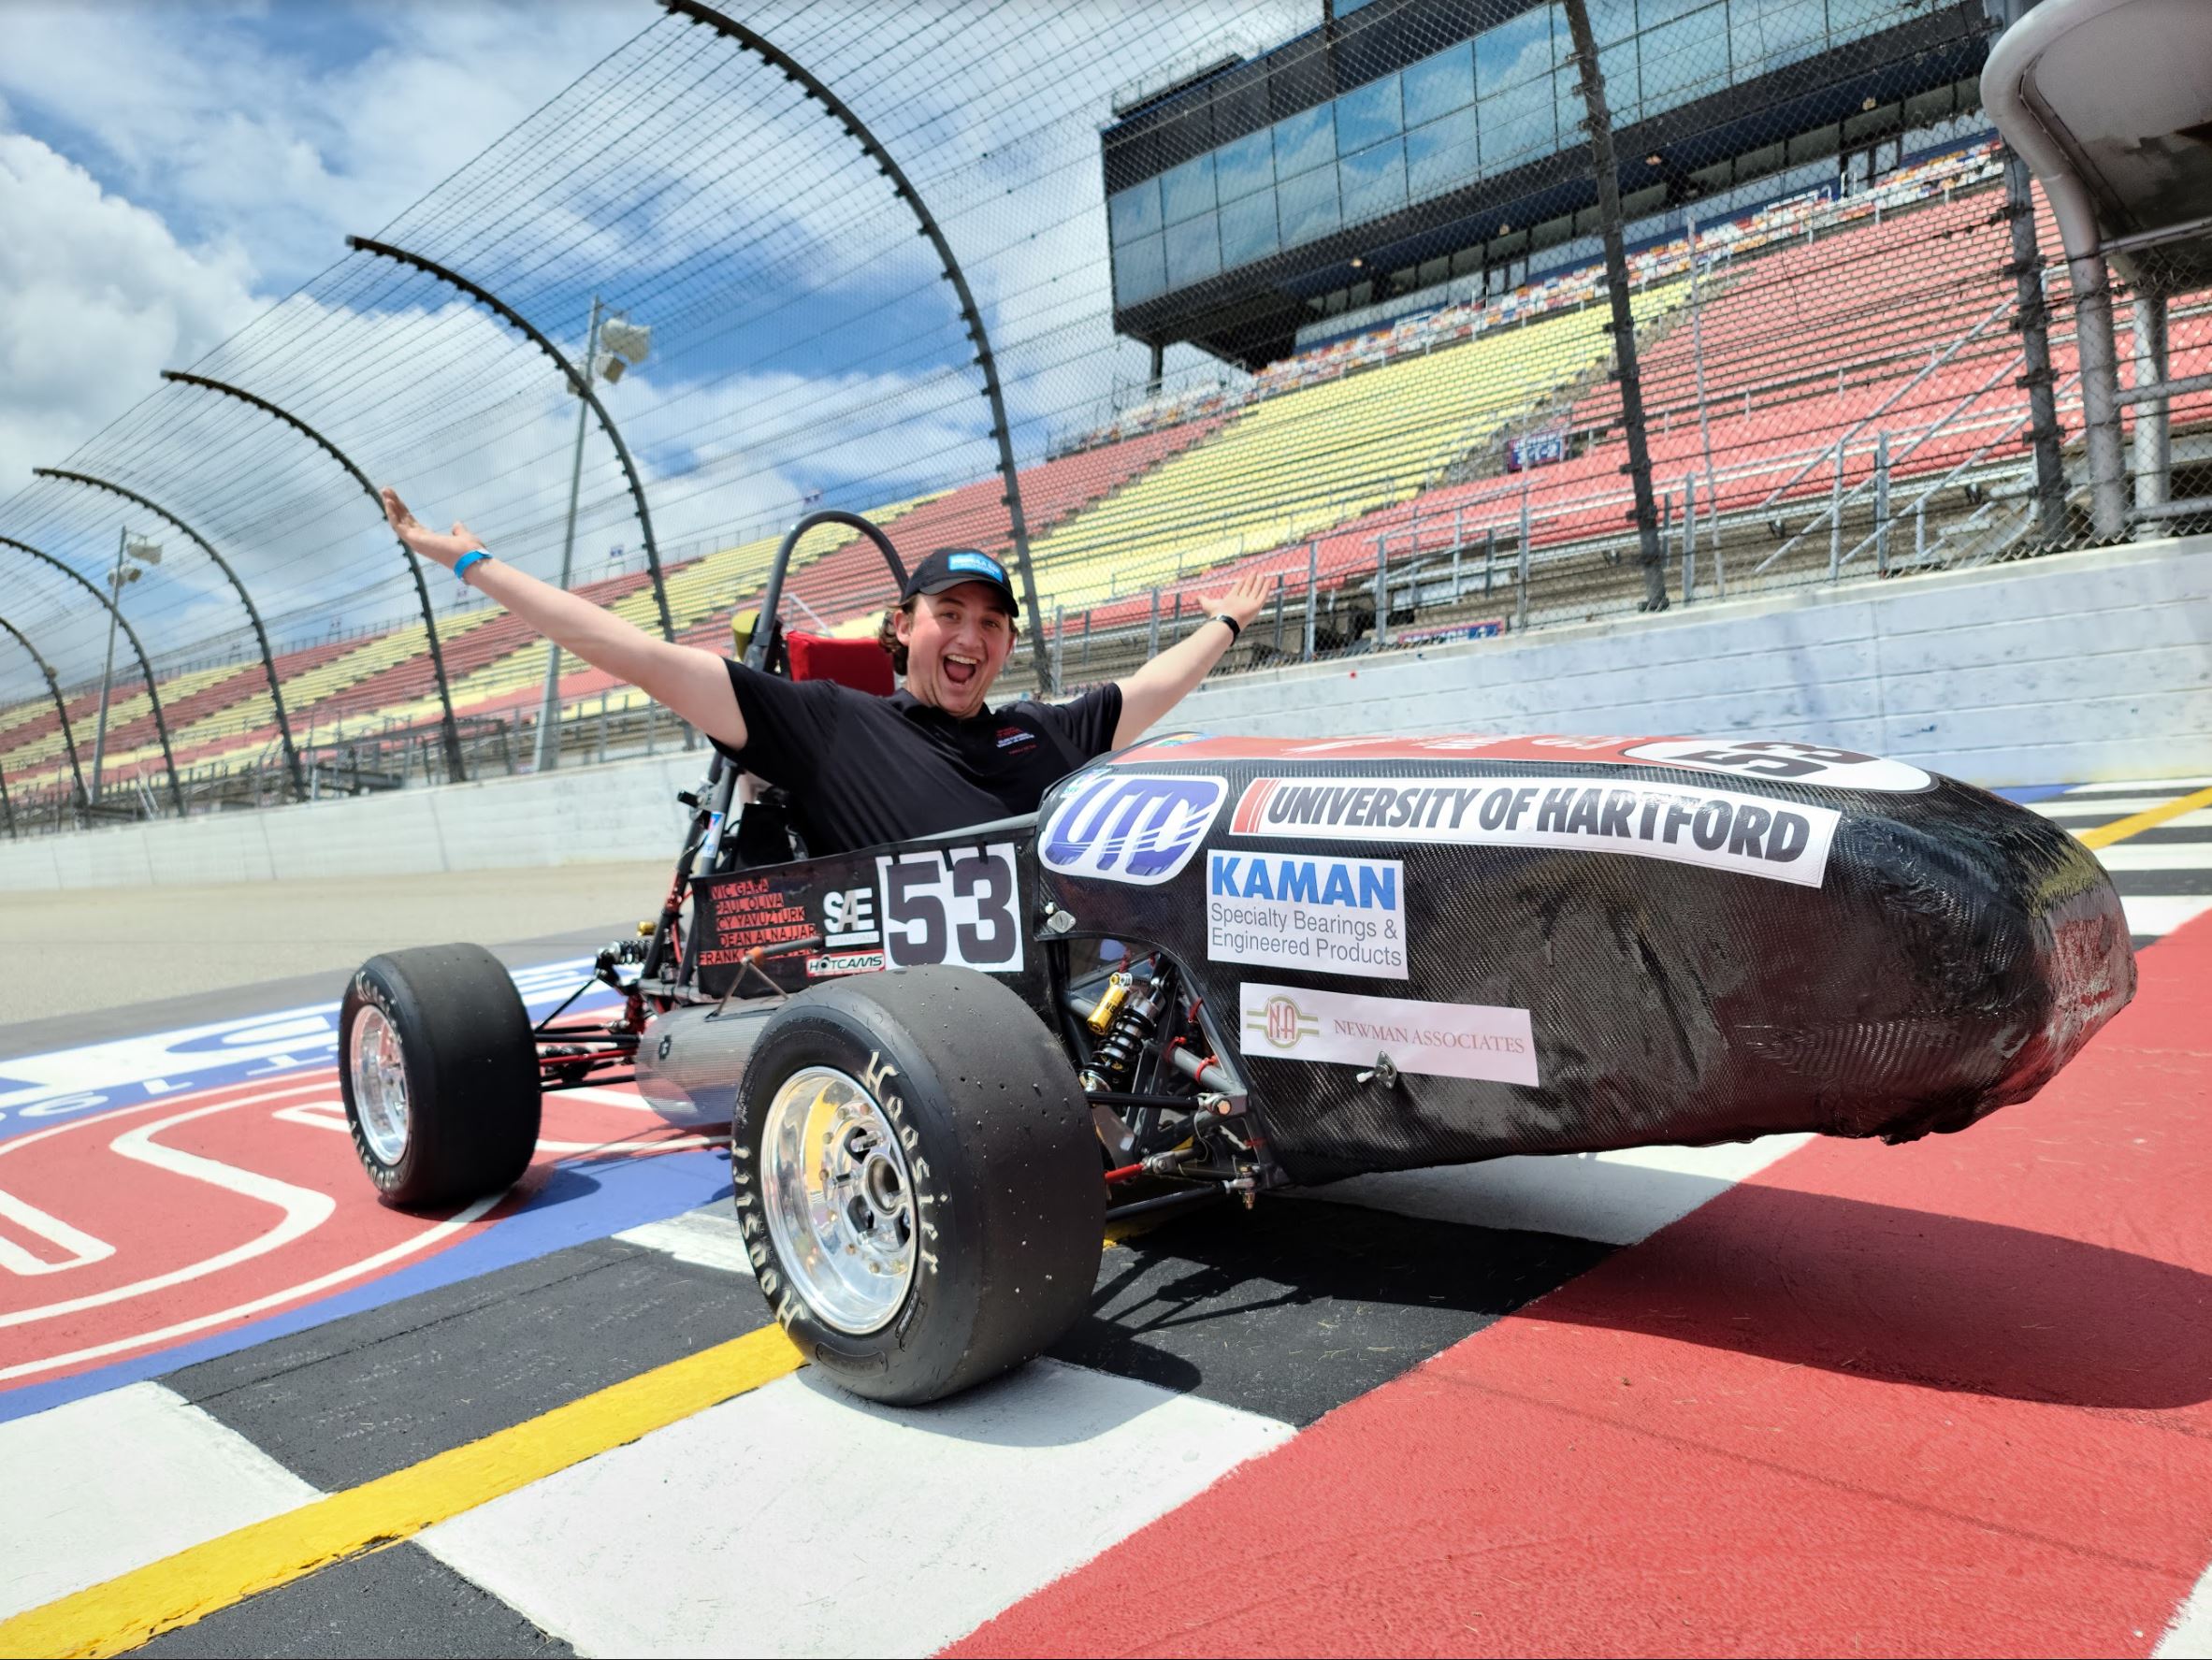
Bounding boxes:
759 1066 917 1335
349 1003 410 1166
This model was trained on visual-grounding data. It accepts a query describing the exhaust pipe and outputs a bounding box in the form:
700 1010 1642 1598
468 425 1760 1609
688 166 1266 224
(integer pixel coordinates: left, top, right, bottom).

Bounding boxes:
635 1002 777 1127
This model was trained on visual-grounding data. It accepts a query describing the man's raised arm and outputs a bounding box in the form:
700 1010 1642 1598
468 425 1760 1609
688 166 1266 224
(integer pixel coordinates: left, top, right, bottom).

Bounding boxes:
1111 572 1271 746
381 487 746 752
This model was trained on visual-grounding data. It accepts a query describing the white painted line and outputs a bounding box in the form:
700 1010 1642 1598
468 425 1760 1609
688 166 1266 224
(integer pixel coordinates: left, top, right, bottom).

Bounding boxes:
0 1381 319 1620
2096 843 2212 872
2061 776 2212 797
420 1360 1293 1657
0 1098 337 1330
2031 797 2189 820
615 1207 753 1276
2123 895 2212 939
1301 1134 1812 1248
2156 1558 2212 1659
0 1186 116 1276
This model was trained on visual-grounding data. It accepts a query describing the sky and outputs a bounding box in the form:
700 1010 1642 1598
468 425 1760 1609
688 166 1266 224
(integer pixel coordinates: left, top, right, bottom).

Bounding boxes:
0 0 1312 691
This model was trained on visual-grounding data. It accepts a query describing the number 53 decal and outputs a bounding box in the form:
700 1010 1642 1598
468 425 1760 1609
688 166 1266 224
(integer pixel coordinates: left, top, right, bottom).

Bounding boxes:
875 842 1024 972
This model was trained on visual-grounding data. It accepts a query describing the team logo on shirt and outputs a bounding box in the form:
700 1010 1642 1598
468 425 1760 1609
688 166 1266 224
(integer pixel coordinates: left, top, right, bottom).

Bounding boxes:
996 725 1036 753
1039 772 1225 886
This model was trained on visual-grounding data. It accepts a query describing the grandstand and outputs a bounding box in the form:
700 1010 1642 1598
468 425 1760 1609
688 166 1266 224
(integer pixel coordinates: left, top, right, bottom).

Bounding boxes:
3 0 2206 834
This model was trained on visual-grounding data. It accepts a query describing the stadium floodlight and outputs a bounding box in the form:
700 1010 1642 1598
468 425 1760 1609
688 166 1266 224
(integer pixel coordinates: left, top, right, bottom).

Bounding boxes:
600 317 651 367
90 527 163 801
125 536 162 565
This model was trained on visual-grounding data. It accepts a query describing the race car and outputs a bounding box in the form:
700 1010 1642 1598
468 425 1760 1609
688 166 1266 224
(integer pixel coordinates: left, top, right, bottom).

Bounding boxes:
339 512 2136 1407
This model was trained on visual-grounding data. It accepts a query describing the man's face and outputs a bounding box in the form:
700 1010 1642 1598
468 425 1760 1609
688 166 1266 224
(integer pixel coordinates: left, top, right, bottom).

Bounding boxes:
895 583 1016 718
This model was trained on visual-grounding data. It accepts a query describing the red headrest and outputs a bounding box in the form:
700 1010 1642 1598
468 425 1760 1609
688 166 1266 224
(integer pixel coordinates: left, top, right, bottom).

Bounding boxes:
786 631 895 698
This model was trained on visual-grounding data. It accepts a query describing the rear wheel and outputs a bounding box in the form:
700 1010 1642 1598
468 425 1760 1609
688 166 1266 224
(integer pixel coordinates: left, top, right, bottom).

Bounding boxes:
734 964 1103 1405
339 944 542 1209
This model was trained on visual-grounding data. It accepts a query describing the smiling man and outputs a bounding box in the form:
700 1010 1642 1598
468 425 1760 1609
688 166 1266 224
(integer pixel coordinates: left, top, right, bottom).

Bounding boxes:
383 487 1270 855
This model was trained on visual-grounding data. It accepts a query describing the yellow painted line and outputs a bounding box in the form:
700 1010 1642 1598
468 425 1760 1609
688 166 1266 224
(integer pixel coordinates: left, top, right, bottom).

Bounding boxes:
1 1324 803 1659
2076 784 2212 850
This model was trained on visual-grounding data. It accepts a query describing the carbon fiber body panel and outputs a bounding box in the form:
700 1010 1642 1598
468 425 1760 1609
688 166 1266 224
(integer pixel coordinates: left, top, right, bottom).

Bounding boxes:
1035 734 2133 1186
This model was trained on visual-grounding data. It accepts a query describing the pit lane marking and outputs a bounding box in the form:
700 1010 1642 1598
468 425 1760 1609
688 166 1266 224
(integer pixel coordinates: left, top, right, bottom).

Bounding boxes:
0 1189 115 1277
0 1323 804 1658
2077 784 2212 850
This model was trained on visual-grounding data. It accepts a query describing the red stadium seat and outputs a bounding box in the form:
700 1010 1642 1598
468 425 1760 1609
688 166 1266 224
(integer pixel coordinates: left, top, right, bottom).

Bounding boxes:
787 631 895 697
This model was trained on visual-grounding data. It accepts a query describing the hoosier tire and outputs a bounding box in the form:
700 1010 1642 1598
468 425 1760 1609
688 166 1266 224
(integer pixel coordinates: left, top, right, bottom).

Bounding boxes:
339 944 542 1209
733 964 1104 1406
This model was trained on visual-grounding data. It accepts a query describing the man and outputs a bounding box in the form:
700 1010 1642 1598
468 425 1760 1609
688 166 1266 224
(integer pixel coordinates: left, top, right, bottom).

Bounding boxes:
382 488 1270 853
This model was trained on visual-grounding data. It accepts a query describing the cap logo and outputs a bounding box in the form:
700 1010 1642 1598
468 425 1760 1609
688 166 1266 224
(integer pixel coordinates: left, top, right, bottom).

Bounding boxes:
947 551 1006 583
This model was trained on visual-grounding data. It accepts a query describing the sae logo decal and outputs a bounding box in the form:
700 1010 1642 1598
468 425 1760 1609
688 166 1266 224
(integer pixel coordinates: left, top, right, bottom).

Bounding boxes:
1040 772 1225 886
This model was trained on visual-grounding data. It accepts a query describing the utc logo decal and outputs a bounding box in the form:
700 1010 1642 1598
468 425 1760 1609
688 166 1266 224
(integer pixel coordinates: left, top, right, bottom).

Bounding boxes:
1039 772 1225 886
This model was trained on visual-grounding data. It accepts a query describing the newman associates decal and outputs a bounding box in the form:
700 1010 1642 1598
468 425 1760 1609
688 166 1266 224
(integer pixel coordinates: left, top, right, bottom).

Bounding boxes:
1239 982 1538 1086
1231 774 1841 888
1208 852 1407 979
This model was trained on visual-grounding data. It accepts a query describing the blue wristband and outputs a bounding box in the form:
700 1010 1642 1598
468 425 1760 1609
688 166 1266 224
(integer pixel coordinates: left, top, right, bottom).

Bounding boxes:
454 550 490 585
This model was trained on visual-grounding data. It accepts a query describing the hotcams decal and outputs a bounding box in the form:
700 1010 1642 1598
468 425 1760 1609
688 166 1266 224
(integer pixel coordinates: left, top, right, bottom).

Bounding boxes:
1237 982 1539 1087
1039 772 1225 886
806 950 888 978
1207 852 1407 980
1232 773 1840 888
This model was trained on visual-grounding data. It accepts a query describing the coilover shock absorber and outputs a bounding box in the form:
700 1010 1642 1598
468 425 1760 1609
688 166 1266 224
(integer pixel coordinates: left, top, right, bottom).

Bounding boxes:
1082 970 1172 1093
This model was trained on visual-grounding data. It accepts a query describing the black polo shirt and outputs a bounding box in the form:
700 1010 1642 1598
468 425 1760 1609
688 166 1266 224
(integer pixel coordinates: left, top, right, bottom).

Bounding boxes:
715 660 1123 855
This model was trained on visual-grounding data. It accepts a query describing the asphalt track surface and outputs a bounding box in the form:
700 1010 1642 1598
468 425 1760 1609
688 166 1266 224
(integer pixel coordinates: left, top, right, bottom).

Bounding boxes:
2 778 2208 1657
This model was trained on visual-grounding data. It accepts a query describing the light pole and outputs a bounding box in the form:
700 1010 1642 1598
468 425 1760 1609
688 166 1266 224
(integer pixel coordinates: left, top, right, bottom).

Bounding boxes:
88 527 162 802
536 297 652 772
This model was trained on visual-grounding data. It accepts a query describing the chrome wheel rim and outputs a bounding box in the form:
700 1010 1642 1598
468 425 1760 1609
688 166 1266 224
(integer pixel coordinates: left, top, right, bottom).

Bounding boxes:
759 1065 916 1335
350 1003 410 1166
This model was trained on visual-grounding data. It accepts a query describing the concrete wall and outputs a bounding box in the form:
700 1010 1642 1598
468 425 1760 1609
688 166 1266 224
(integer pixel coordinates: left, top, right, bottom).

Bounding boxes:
4 536 2205 893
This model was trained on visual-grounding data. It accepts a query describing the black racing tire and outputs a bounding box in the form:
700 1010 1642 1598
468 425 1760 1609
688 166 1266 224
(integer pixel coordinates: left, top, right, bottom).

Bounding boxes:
338 944 542 1210
733 964 1104 1406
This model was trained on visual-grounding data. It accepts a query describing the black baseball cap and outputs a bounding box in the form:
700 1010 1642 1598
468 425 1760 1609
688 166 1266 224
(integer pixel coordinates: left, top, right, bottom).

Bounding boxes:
903 547 1019 616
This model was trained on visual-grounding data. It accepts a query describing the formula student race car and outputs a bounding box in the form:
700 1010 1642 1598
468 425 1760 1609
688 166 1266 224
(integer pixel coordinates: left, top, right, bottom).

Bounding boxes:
339 512 2137 1407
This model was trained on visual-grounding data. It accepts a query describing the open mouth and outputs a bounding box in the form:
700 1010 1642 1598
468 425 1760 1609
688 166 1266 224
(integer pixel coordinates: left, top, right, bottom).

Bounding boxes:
943 653 980 688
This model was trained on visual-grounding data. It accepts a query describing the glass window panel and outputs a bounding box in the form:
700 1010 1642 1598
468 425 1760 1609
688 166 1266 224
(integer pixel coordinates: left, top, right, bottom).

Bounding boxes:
1639 4 1729 114
1731 0 1829 71
1107 178 1160 247
1115 232 1166 304
1273 104 1337 179
1338 136 1408 224
1476 7 1555 95
1164 211 1222 286
1215 128 1275 202
1598 36 1640 120
1333 72 1403 152
1479 75 1555 169
1589 0 1637 45
1829 0 1914 41
1277 164 1341 245
1638 0 1711 23
1219 188 1280 267
1403 42 1475 127
1160 152 1216 224
1405 109 1480 200
1555 65 1585 152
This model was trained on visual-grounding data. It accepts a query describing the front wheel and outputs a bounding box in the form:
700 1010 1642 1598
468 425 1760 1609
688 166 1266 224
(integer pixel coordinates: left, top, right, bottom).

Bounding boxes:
733 964 1103 1405
339 944 542 1209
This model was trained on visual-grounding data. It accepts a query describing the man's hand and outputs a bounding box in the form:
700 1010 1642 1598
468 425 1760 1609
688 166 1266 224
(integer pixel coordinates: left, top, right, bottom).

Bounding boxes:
382 487 484 571
1197 571 1273 631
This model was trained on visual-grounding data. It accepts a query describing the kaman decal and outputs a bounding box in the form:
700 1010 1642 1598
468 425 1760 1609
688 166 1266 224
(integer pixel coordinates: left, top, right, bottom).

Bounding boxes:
1207 852 1406 980
1232 774 1840 888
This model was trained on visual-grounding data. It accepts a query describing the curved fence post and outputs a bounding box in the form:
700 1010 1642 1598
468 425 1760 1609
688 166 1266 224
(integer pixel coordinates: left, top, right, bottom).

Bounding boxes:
0 610 89 816
0 535 181 815
658 0 1050 692
161 370 468 784
344 237 677 646
34 469 307 803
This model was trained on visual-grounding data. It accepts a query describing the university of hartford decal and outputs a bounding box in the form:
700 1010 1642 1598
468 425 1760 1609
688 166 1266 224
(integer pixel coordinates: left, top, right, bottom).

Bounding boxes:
1231 773 1842 888
1040 772 1226 886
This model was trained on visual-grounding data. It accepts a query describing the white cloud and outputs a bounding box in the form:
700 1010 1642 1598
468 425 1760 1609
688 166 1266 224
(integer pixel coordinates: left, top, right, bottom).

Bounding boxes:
0 135 260 505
